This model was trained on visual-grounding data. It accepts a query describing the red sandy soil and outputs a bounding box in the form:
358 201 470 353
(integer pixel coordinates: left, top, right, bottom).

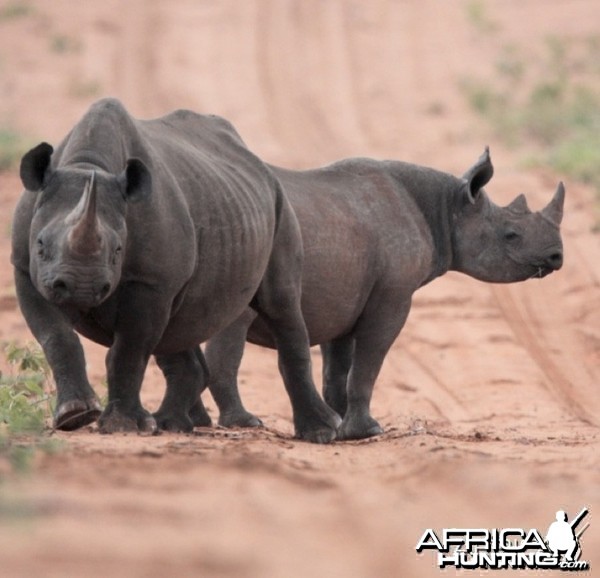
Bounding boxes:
0 2 598 577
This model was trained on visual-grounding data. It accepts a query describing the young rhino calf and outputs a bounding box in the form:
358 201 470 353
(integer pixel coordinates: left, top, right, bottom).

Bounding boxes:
196 148 564 440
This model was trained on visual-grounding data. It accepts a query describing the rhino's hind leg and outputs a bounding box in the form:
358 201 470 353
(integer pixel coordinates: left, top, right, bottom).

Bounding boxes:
204 310 263 428
252 201 342 442
154 347 208 432
268 320 342 443
54 397 102 431
251 302 341 442
254 290 342 443
254 202 341 443
321 335 354 417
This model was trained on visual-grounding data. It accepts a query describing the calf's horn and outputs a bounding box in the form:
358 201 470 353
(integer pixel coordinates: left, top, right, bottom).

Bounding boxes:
540 182 565 226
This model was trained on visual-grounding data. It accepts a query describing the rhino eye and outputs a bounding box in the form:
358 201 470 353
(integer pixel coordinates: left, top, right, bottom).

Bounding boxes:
504 230 520 242
112 245 122 264
36 238 46 257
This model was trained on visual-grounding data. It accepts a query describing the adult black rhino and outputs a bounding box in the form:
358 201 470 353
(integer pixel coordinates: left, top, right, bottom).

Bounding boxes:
11 98 339 442
198 148 565 439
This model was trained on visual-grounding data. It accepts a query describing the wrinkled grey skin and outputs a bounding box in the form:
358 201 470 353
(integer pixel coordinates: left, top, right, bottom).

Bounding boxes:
11 97 340 442
198 148 565 439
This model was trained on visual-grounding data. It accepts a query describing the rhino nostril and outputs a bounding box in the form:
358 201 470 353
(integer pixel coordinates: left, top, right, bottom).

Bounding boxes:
547 252 563 269
52 278 69 294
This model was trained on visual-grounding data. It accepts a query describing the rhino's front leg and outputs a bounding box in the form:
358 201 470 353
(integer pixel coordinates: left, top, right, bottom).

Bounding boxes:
14 269 101 430
337 295 411 440
98 284 170 434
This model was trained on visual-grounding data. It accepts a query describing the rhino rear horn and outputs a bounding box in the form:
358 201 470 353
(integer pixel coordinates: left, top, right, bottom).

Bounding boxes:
462 146 494 204
507 194 530 213
541 182 565 226
20 142 54 191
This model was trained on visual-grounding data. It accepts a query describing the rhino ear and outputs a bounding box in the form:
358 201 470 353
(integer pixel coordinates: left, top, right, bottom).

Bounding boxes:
119 158 152 203
20 142 54 191
462 146 494 204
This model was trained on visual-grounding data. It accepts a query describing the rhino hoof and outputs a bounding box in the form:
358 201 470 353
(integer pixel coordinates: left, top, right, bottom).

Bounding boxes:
337 416 384 441
218 411 263 428
98 406 158 435
154 411 194 433
189 404 212 428
298 426 338 444
54 398 102 431
295 403 341 444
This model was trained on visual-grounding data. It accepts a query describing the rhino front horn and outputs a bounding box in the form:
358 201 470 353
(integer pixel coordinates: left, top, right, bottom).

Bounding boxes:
68 172 102 255
541 182 565 226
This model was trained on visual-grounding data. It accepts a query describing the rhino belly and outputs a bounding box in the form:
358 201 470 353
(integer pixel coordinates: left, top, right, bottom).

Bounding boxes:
155 253 272 354
245 277 369 348
157 298 252 353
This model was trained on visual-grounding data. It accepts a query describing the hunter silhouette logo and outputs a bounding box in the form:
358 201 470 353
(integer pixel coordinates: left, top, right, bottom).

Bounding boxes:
416 507 590 571
546 508 589 563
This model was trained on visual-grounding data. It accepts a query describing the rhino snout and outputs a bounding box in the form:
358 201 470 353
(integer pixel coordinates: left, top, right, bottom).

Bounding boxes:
45 273 112 307
543 248 563 271
530 247 563 279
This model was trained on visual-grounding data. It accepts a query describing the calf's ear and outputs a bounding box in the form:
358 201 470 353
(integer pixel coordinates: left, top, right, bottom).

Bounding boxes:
20 142 53 191
462 146 494 204
119 158 152 203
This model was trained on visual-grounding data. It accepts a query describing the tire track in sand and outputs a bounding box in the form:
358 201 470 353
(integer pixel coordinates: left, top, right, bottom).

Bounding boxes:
492 282 599 426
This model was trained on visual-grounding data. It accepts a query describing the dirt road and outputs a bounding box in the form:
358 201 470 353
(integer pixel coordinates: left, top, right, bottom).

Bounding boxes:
0 2 598 577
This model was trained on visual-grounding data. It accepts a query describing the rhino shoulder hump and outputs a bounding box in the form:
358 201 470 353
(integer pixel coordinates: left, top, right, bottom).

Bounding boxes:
87 97 131 121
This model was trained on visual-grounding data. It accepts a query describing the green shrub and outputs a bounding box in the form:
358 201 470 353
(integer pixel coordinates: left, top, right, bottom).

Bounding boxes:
0 342 60 474
1 341 53 433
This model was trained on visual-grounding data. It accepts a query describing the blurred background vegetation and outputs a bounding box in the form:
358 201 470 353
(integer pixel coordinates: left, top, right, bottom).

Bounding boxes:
462 0 600 206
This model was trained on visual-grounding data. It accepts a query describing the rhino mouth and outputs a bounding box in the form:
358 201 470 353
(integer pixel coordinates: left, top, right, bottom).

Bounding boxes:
530 266 554 279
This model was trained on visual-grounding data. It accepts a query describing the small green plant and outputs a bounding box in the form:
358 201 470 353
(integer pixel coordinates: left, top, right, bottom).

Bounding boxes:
0 341 53 434
0 342 60 474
